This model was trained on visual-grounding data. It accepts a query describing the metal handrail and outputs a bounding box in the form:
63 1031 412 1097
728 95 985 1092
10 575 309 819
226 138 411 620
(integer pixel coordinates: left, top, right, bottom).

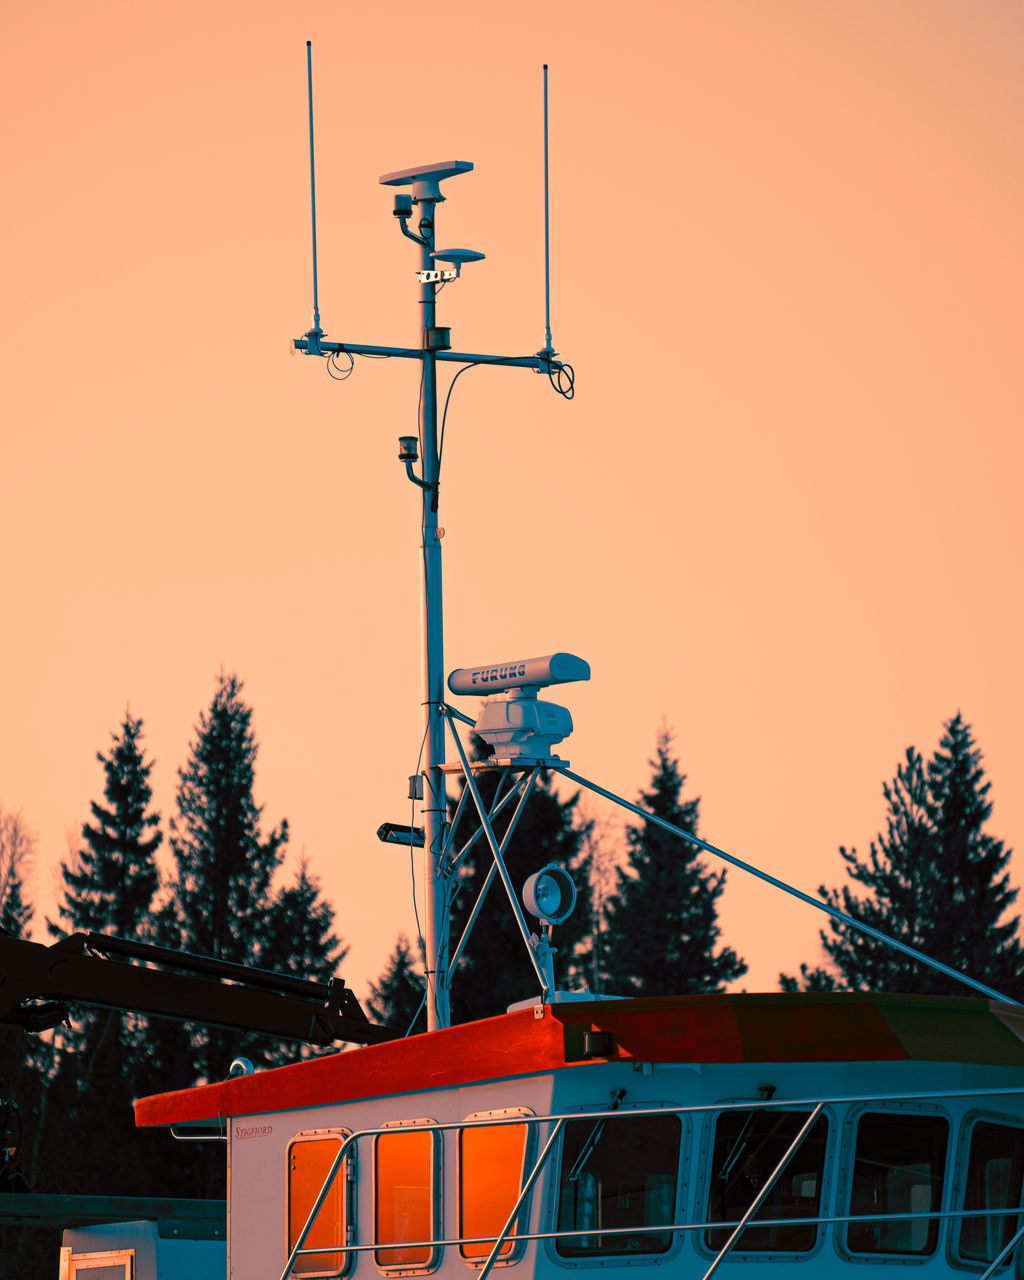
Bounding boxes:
294 1204 1024 1256
281 1086 1024 1279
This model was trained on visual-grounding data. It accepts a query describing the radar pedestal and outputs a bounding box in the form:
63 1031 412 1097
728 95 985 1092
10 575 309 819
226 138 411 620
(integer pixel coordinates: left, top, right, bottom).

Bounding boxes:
448 652 590 765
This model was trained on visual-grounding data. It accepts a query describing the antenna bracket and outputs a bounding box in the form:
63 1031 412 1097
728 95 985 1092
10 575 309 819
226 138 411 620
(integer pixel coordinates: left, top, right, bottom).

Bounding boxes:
535 346 558 374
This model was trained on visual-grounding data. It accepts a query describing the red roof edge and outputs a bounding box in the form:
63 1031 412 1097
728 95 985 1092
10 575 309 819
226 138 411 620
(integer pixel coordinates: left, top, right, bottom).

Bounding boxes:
136 992 1024 1130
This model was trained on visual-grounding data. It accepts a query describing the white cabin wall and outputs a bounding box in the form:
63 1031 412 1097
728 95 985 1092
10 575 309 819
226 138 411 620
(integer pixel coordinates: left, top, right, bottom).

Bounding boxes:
227 1074 559 1280
226 1057 1024 1280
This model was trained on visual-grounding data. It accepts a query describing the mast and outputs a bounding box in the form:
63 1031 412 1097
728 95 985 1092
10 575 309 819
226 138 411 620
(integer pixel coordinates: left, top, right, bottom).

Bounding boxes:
414 189 449 1031
295 60 575 1033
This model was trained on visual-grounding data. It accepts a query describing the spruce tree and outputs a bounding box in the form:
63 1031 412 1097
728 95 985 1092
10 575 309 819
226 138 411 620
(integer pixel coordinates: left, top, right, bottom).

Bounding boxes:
265 854 346 981
167 673 288 965
781 714 1022 997
447 740 592 1023
40 714 169 1200
50 711 161 940
263 855 348 1063
367 934 426 1033
164 672 289 1081
598 728 746 996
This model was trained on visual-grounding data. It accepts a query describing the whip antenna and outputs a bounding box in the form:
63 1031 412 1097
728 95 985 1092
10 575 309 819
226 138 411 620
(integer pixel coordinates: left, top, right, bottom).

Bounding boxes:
541 64 554 361
306 41 324 349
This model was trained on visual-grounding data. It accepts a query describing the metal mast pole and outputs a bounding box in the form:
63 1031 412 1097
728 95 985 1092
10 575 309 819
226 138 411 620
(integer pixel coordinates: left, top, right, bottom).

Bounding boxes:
295 147 572 1028
415 193 449 1031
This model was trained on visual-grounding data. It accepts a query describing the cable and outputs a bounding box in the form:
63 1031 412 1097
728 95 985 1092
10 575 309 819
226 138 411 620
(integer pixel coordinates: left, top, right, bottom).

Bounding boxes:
404 988 427 1037
549 360 574 400
417 360 426 449
438 354 574 470
409 723 429 967
326 350 354 380
438 361 480 470
404 719 439 1038
402 721 429 1039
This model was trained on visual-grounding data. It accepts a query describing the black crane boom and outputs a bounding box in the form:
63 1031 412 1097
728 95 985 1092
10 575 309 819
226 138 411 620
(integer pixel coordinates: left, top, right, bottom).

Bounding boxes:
0 929 396 1045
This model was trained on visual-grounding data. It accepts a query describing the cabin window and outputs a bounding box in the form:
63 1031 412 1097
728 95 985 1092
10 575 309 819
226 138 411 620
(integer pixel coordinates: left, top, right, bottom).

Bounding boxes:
956 1120 1024 1266
555 1112 681 1257
846 1111 948 1256
704 1108 828 1253
375 1124 439 1271
287 1132 350 1278
459 1111 531 1263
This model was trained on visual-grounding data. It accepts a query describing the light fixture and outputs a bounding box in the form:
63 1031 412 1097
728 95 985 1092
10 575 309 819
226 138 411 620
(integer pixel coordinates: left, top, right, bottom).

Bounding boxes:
377 822 425 848
522 863 576 925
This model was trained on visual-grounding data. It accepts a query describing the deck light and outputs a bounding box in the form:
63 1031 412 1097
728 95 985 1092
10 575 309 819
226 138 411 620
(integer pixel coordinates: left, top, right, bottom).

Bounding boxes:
523 863 576 925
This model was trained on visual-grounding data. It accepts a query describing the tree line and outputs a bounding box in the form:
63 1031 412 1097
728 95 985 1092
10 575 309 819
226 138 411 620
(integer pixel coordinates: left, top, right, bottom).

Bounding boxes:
1 679 1017 1272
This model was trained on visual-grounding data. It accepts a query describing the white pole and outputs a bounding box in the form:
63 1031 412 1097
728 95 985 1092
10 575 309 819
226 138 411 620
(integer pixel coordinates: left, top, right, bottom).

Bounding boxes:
415 195 450 1030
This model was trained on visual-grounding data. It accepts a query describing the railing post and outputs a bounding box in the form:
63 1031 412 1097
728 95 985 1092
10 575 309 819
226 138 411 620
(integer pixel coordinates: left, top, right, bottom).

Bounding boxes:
478 1118 566 1280
701 1104 824 1280
281 1132 359 1280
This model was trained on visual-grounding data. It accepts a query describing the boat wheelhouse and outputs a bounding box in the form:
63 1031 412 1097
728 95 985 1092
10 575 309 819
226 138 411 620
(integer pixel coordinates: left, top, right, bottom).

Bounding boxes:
127 993 1024 1279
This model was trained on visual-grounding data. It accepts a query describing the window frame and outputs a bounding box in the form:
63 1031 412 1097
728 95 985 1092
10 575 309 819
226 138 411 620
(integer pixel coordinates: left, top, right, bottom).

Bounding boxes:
545 1102 688 1268
373 1117 442 1276
836 1102 952 1264
58 1248 135 1280
948 1111 1024 1275
286 1126 355 1280
694 1101 834 1264
458 1107 535 1268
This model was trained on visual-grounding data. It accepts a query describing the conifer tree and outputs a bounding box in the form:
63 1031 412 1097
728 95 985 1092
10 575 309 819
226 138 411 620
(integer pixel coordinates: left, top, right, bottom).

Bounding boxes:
50 711 161 940
41 714 167 1199
266 854 346 981
368 934 426 1033
598 729 746 996
263 855 348 1062
167 673 288 966
447 740 592 1023
781 714 1022 997
164 672 289 1081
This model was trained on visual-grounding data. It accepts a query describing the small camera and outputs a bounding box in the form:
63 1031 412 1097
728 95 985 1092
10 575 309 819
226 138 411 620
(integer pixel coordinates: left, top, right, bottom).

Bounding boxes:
393 194 413 218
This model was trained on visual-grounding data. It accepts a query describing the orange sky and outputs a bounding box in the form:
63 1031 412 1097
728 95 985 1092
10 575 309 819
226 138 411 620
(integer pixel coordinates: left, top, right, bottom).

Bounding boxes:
3 0 1023 1002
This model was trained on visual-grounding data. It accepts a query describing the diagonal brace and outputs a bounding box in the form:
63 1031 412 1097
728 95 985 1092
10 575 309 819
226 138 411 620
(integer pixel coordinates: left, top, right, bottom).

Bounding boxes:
444 714 550 994
701 1104 823 1280
556 767 1020 1007
445 770 524 873
448 768 542 981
